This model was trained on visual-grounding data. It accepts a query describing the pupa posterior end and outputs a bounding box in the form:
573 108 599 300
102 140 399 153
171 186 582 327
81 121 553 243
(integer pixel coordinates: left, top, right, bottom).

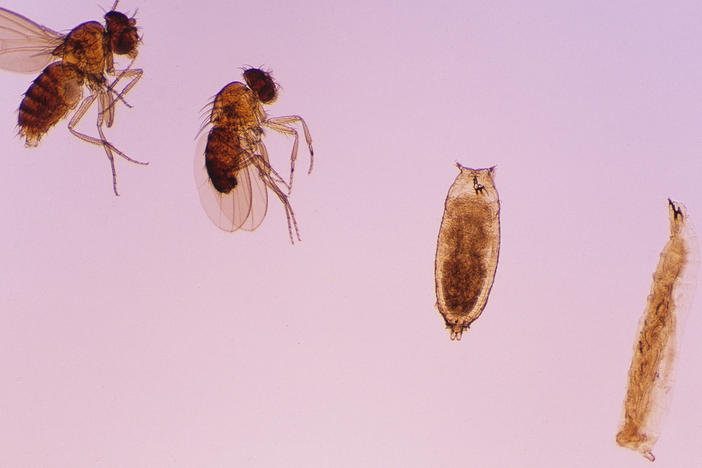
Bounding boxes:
447 321 467 341
616 430 656 462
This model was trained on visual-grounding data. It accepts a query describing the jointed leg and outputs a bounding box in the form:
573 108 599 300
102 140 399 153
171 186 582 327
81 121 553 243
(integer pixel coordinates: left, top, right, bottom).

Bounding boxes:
252 140 290 190
110 67 143 100
250 155 302 244
103 67 143 128
67 91 147 196
218 137 291 191
263 115 314 193
264 175 302 244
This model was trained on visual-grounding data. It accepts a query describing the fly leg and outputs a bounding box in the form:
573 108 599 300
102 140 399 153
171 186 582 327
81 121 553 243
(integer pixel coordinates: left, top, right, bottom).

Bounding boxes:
102 67 143 128
67 91 147 196
240 133 290 190
250 154 301 244
95 88 148 191
252 140 291 191
262 115 314 194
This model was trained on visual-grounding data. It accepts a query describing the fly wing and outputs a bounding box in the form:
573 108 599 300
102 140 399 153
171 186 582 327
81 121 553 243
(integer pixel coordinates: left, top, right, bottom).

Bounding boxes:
0 7 63 73
194 132 254 232
239 162 269 231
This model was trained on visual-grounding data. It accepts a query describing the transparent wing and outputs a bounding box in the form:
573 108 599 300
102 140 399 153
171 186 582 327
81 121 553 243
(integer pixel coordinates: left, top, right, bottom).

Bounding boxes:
239 161 269 231
0 7 63 73
194 132 254 232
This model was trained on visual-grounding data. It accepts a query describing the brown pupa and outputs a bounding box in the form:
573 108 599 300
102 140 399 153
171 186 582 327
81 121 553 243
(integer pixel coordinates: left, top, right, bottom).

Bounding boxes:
616 199 699 461
435 164 500 340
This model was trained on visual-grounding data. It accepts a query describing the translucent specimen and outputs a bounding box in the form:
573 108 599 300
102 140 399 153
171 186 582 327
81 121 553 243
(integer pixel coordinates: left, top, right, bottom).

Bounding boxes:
435 164 500 340
616 199 700 461
194 68 314 243
0 1 145 195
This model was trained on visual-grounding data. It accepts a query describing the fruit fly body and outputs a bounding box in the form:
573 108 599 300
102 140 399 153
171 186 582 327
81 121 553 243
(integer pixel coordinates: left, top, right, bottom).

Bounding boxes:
0 1 145 195
195 68 314 243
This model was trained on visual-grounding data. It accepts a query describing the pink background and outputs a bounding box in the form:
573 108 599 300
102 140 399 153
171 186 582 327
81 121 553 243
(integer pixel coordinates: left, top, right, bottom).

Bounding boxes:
1 0 701 466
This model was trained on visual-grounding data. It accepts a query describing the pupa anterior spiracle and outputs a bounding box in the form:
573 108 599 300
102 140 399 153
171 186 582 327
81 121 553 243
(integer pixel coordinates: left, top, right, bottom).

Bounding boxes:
434 164 500 340
616 199 699 462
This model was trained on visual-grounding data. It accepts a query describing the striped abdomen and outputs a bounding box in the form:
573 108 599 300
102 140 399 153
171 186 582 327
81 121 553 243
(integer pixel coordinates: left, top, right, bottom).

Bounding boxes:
205 126 250 193
18 62 84 147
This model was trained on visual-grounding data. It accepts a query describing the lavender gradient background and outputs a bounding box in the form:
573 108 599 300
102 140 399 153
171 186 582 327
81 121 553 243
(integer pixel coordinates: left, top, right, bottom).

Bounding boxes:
1 1 701 467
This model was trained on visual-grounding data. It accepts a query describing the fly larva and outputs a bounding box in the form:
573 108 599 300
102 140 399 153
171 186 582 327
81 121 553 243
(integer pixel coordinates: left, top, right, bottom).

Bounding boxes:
616 199 699 462
435 164 500 340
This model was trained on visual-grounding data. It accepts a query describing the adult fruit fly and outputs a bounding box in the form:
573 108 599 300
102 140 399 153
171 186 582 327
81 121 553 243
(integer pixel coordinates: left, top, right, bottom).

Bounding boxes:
194 68 314 243
0 1 145 195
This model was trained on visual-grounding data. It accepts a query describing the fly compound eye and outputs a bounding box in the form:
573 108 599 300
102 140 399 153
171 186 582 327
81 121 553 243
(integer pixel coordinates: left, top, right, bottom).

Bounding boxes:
243 68 277 104
105 11 139 56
